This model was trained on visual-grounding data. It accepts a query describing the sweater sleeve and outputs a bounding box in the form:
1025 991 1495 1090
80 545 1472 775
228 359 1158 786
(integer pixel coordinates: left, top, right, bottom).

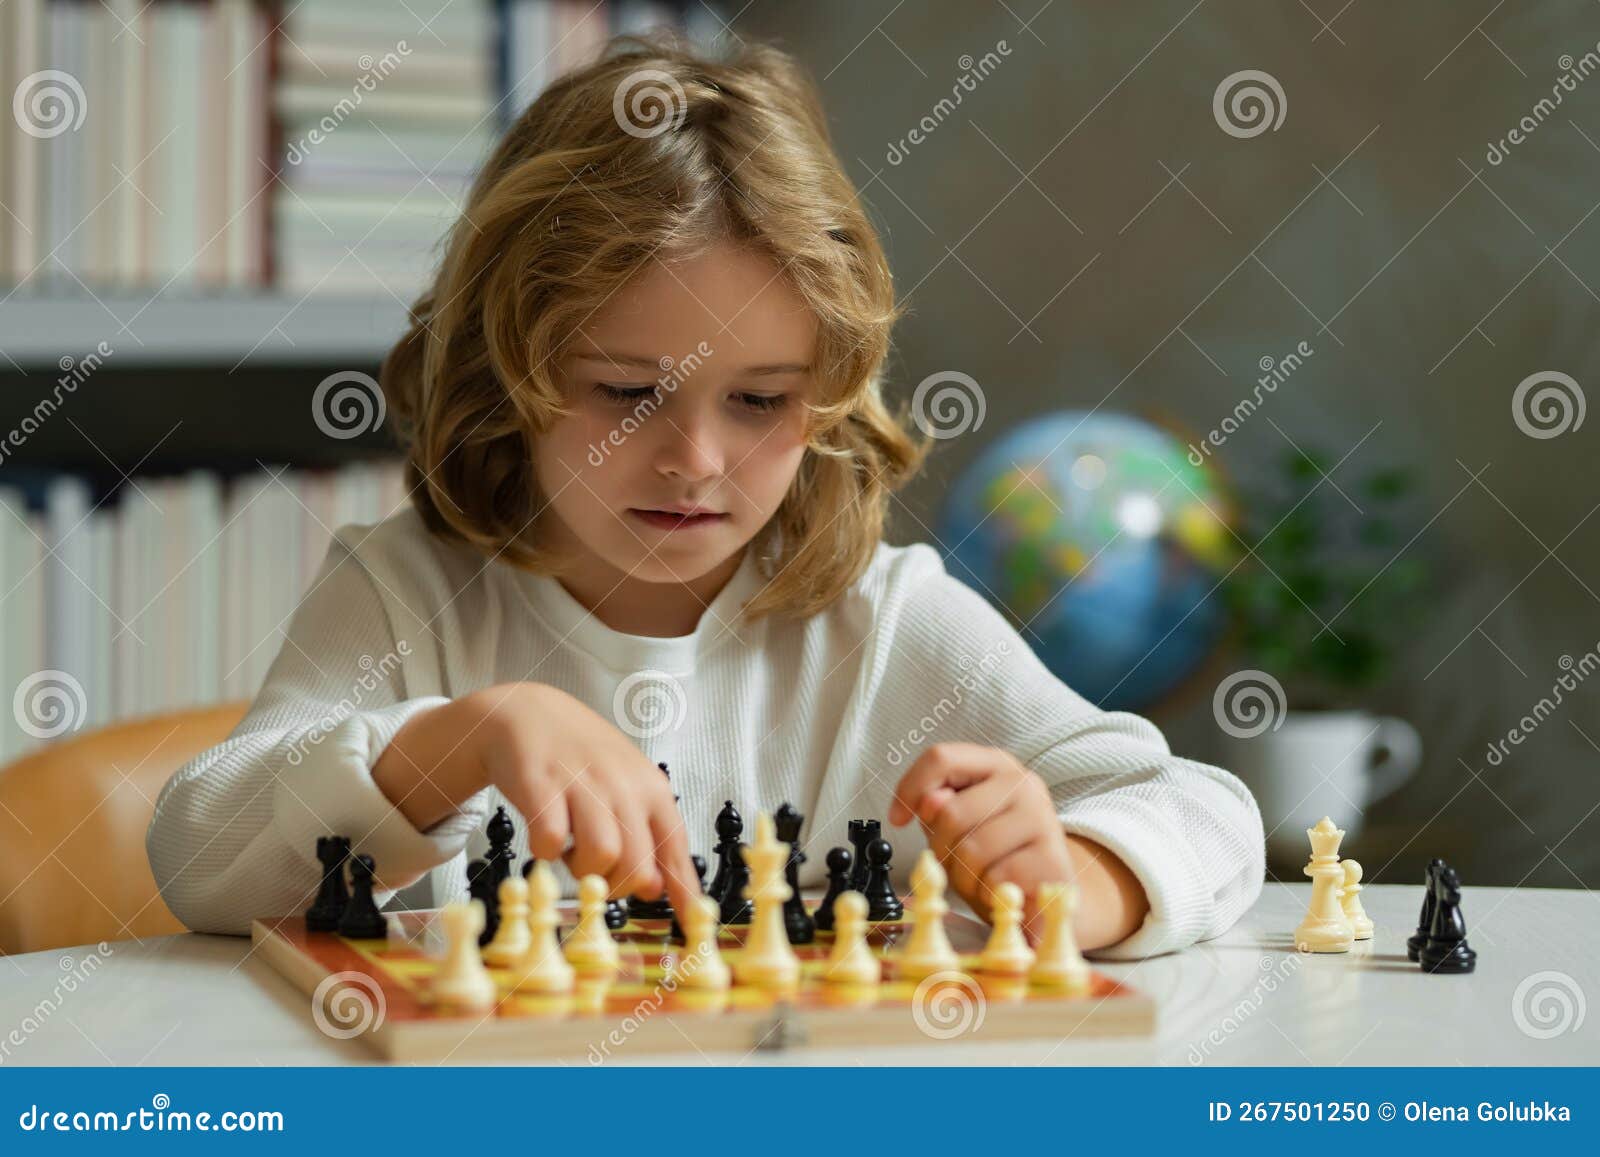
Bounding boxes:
873 546 1265 960
145 532 490 935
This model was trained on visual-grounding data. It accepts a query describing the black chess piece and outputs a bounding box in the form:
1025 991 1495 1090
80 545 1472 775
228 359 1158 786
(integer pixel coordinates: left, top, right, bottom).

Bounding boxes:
718 841 753 924
605 898 629 930
862 837 902 922
812 846 853 932
848 819 879 893
773 803 815 944
467 857 499 947
521 857 537 879
1407 858 1445 962
707 801 743 903
337 853 389 939
628 766 680 921
305 835 351 932
486 805 517 890
1420 864 1477 974
669 854 709 943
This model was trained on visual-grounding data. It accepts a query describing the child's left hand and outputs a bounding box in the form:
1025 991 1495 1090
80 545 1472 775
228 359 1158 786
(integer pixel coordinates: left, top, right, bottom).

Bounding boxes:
888 741 1073 937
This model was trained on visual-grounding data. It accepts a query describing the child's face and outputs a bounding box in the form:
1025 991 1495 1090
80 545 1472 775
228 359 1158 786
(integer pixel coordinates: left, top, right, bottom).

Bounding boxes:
535 241 817 585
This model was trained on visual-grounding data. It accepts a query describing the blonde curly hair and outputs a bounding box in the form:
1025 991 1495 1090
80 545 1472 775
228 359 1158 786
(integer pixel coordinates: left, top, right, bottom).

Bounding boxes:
383 31 929 620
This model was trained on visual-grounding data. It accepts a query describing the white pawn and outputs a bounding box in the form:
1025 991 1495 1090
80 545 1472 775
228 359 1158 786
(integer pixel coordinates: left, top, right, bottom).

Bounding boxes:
509 862 574 994
482 875 532 966
896 850 960 980
1340 859 1374 940
674 895 731 990
1029 882 1090 992
432 901 498 1011
822 891 880 986
978 882 1036 974
562 874 621 977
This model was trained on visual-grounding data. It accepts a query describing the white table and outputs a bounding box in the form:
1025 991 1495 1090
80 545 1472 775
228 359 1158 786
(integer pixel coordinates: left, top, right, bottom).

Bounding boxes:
2 884 1595 1065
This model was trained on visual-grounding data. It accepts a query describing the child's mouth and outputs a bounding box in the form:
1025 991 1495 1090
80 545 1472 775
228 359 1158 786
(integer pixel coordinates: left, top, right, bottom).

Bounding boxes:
627 509 730 531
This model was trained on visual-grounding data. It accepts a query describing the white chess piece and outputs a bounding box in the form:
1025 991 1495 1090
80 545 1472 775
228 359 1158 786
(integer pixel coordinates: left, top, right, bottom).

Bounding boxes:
1295 817 1354 953
509 862 575 994
822 891 880 986
1340 859 1374 940
674 895 731 990
432 901 498 1011
896 850 960 980
482 875 532 965
978 882 1036 974
733 812 800 989
562 874 622 977
1029 881 1090 992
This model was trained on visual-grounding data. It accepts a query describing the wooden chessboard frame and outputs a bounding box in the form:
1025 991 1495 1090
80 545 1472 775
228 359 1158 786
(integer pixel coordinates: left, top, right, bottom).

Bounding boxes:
251 905 1154 1062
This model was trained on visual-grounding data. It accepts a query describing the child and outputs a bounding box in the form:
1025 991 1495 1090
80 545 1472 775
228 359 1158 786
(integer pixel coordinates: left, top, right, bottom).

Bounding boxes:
147 34 1263 959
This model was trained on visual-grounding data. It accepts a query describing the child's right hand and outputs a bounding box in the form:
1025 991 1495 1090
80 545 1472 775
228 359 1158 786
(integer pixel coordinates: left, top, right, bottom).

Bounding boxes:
373 681 698 918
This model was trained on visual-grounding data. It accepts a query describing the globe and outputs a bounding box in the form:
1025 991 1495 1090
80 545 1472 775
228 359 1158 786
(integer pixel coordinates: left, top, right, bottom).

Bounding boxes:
938 410 1235 712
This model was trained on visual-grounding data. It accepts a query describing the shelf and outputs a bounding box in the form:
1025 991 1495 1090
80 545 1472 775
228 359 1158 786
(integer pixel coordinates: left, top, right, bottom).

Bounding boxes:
0 292 415 369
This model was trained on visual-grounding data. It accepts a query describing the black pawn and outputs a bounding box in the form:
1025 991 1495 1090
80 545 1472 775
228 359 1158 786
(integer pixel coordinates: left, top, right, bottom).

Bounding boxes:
486 806 517 890
848 819 879 893
305 835 351 932
605 898 629 930
1420 865 1477 974
718 842 753 925
669 854 709 943
774 803 815 945
1406 858 1445 962
861 837 902 922
467 857 499 947
707 801 743 903
812 847 852 932
337 853 389 939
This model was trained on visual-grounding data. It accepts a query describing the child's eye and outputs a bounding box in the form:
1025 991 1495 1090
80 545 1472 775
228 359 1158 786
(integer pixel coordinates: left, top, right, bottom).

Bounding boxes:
737 393 787 414
593 383 656 405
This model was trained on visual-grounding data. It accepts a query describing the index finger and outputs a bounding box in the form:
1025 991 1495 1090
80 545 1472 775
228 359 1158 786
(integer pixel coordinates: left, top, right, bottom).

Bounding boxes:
889 742 1003 827
647 804 700 922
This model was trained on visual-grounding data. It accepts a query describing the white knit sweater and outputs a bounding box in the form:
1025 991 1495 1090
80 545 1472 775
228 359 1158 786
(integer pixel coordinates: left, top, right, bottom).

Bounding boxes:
146 507 1264 959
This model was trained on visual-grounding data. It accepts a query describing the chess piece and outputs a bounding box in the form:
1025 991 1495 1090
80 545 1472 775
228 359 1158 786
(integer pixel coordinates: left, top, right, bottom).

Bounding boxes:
848 819 879 893
1340 859 1374 940
467 857 499 947
563 874 622 977
305 835 351 932
482 875 533 965
707 801 743 903
732 812 800 989
1420 864 1477 974
486 805 517 891
822 891 880 985
668 854 708 943
813 847 852 932
861 837 902 922
1294 817 1354 953
605 898 629 931
629 765 679 921
774 803 815 944
337 853 389 940
432 900 498 1010
1029 882 1089 992
1407 858 1445 962
674 895 731 990
509 862 574 994
896 850 960 980
977 881 1035 974
718 840 753 925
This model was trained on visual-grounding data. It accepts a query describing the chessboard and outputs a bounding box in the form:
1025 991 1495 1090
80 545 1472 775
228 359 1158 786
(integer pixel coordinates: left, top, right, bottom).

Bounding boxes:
251 902 1154 1061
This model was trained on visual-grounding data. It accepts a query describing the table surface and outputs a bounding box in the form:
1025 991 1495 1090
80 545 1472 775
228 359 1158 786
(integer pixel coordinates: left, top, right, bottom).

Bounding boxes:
2 883 1595 1066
